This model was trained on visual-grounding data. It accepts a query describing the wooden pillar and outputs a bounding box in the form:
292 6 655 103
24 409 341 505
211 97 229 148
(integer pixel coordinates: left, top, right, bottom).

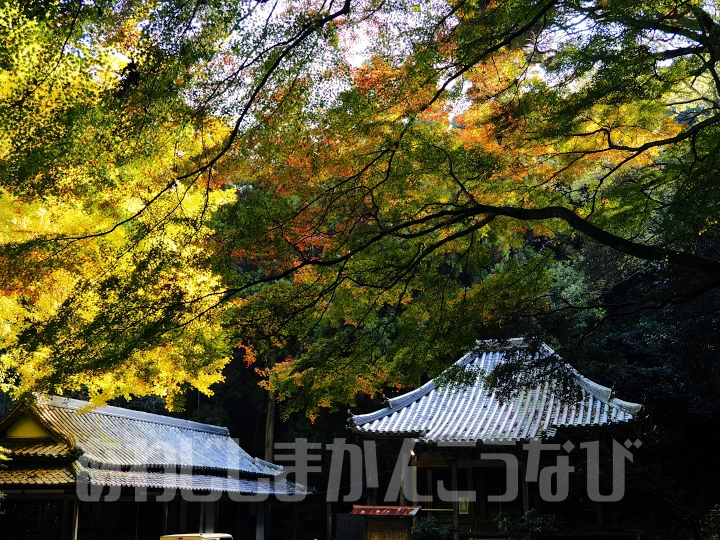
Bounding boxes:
134 502 140 540
255 501 266 540
595 502 604 528
409 459 419 529
70 497 79 540
179 499 188 532
202 501 216 532
520 453 530 512
425 469 433 510
478 468 487 520
410 459 418 506
266 500 271 540
451 461 460 540
162 502 169 535
400 459 407 506
467 467 474 537
236 502 243 539
60 498 70 540
326 501 333 540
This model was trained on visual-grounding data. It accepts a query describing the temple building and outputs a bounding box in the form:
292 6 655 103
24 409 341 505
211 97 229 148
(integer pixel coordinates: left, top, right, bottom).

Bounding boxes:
0 395 307 540
350 339 643 539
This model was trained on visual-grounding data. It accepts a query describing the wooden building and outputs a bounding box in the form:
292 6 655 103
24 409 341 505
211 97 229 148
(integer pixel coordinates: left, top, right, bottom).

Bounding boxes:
0 395 307 540
350 339 642 539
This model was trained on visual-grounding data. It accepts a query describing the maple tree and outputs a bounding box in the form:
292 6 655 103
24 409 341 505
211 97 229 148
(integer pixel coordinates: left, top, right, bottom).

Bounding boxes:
1 0 720 415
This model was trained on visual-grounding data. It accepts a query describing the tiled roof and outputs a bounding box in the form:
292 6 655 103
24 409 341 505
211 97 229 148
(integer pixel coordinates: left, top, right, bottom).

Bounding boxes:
1 439 74 458
29 396 278 476
78 465 311 495
0 465 75 485
0 396 308 495
351 339 642 443
0 463 309 495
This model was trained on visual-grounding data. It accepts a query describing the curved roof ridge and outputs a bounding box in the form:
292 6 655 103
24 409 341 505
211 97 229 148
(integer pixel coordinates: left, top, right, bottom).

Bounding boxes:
541 346 643 416
538 343 638 410
350 339 643 440
351 349 479 426
609 397 643 415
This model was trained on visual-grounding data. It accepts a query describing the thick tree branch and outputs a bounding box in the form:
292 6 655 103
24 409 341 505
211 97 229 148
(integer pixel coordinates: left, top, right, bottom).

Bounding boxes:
471 204 720 276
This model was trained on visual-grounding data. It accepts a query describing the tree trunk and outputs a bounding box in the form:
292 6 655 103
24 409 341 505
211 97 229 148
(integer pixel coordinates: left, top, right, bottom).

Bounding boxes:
264 389 276 462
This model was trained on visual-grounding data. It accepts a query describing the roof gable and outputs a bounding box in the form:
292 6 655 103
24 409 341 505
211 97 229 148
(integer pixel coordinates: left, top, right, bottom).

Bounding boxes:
3 413 52 439
0 402 68 445
351 339 642 443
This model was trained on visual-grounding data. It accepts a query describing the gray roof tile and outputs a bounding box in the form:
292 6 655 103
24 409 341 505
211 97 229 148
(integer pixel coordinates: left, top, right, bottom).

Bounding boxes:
352 340 642 443
78 465 310 495
30 396 277 475
0 465 75 485
0 439 74 458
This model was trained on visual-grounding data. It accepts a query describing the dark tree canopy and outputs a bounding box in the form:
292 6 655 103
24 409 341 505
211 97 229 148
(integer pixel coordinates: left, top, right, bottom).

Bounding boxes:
1 0 719 418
